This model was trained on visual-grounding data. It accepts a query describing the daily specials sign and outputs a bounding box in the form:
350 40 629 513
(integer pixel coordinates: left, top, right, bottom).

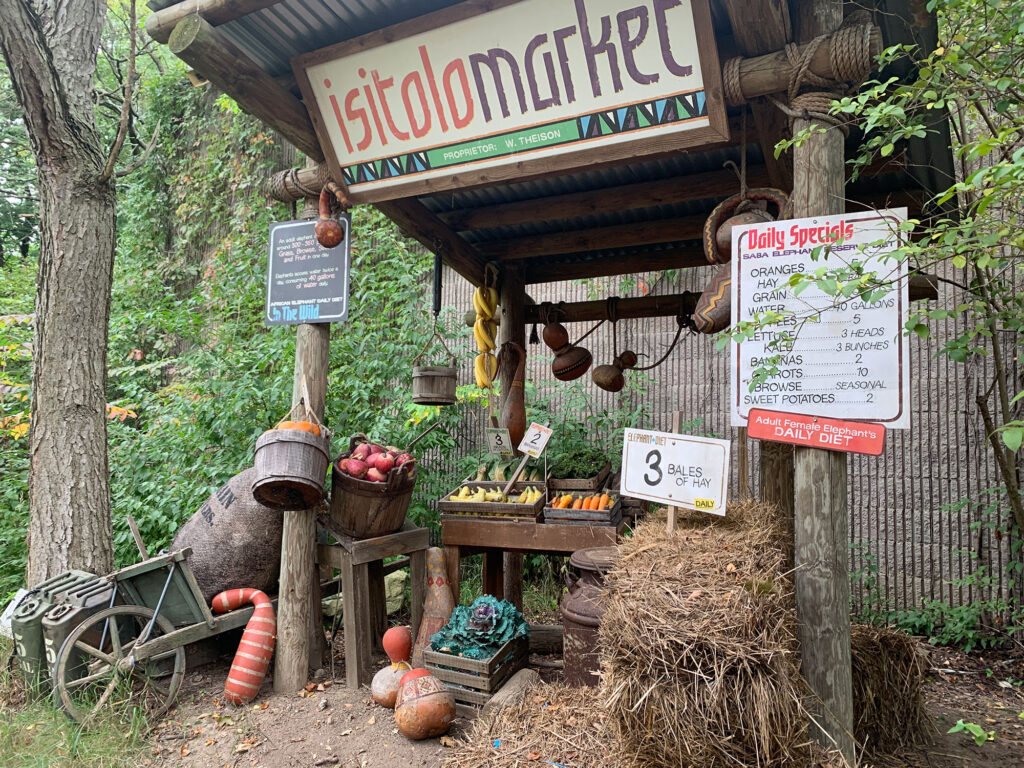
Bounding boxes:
730 208 910 428
293 0 726 202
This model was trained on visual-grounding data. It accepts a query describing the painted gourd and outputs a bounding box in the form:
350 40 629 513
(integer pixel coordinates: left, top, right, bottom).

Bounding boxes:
371 626 415 708
395 672 456 740
693 264 732 334
498 341 527 447
211 588 276 705
314 185 345 248
543 321 592 381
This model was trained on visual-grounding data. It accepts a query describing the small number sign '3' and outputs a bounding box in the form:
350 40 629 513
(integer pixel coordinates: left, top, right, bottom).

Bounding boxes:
485 427 513 456
518 423 553 458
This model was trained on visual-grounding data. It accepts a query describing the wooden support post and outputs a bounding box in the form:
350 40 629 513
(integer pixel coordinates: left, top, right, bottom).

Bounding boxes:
498 264 526 610
790 0 854 762
274 189 330 691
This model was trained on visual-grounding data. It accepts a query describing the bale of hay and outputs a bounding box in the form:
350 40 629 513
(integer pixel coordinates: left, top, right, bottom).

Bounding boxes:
600 501 809 768
850 624 930 754
443 683 614 768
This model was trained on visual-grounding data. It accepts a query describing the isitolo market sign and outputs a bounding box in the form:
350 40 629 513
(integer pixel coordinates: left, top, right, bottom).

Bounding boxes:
294 0 727 202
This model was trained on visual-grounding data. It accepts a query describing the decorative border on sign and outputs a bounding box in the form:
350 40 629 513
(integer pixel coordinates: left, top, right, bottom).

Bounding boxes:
339 90 709 186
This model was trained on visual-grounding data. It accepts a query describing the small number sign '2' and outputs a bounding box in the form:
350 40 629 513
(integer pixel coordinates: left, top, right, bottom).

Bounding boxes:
518 423 553 458
620 428 731 515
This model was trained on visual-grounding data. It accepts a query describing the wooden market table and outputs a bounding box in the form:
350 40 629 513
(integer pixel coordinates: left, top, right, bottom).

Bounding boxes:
441 516 624 607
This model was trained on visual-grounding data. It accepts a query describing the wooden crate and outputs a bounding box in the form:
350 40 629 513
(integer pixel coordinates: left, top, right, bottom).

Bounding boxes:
423 635 528 719
437 481 545 521
547 461 611 491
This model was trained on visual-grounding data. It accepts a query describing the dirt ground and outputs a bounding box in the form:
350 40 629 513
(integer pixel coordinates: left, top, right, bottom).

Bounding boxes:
143 636 1024 768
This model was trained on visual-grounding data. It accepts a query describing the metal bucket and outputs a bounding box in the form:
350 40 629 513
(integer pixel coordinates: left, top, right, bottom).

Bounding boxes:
252 428 331 510
412 365 457 406
560 546 617 687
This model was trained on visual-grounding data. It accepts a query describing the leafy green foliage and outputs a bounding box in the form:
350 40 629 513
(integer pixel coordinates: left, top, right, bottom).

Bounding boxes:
948 719 994 746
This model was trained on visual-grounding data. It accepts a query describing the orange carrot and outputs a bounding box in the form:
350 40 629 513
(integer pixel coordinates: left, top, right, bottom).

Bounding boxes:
558 495 572 509
597 493 610 511
572 497 583 510
582 496 593 510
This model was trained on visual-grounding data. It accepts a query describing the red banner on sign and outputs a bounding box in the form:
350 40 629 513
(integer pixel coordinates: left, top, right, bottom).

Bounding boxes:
746 409 886 456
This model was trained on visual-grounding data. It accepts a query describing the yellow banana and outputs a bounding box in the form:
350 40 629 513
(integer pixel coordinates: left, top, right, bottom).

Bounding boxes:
486 286 499 309
473 317 495 352
486 353 498 379
474 353 490 388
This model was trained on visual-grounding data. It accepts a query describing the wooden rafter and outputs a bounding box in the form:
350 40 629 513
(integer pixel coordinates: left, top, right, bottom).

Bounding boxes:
167 13 324 161
146 0 287 43
477 216 706 261
439 168 772 233
520 248 706 285
374 198 488 286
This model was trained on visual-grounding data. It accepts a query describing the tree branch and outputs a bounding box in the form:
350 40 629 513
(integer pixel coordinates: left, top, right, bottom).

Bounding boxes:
98 0 136 184
115 119 161 178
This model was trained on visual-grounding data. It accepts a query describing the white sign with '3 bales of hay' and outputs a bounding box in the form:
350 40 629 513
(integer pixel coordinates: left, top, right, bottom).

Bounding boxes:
294 0 727 203
620 428 730 515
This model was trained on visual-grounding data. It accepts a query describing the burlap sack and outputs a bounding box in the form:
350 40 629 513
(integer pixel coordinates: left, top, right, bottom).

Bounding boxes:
171 468 282 603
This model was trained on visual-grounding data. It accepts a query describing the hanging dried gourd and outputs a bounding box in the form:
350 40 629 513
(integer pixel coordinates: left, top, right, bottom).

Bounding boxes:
497 341 527 446
694 157 789 334
592 298 692 392
541 304 598 381
314 181 350 249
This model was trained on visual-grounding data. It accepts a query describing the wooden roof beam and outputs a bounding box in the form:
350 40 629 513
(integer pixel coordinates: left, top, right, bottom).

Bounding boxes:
520 247 707 284
168 13 324 161
478 215 706 261
147 0 288 44
524 292 701 324
374 199 489 286
440 168 772 233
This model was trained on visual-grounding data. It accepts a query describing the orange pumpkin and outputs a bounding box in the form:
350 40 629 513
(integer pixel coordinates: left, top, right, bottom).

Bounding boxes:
277 420 320 436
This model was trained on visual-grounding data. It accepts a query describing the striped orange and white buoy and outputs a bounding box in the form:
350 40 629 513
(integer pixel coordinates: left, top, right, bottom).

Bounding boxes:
211 588 276 705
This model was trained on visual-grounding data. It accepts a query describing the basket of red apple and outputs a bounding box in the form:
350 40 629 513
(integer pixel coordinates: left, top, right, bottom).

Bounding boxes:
330 433 416 539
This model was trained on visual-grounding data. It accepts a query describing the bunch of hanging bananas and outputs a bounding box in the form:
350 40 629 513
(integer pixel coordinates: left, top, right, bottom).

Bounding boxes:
472 285 499 388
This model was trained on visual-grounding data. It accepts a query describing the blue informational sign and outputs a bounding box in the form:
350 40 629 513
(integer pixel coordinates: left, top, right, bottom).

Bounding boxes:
265 216 350 325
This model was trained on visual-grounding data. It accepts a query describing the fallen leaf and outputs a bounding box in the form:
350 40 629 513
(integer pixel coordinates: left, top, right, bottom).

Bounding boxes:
726 562 737 572
180 746 190 757
205 739 216 746
317 683 325 692
234 743 251 754
526 750 541 761
260 701 269 709
439 736 456 748
304 683 317 692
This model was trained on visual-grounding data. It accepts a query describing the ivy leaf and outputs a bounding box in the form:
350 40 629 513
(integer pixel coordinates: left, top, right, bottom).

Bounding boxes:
1002 428 1023 454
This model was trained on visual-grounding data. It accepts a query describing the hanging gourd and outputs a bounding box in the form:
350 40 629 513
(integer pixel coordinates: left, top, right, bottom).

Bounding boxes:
592 298 692 392
497 341 527 446
314 182 350 249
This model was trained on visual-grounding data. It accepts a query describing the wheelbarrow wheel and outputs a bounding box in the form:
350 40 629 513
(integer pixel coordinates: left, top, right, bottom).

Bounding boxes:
53 604 186 726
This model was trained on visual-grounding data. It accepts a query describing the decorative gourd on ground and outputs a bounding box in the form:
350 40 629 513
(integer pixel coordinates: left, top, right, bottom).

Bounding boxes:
371 626 414 708
394 669 455 740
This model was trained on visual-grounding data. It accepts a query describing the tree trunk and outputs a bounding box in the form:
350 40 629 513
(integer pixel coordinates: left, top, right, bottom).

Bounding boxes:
0 0 115 583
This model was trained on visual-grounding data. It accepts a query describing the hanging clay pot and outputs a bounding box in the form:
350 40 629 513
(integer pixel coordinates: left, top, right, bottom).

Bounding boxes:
543 321 592 381
371 626 414 708
395 671 455 740
693 264 732 334
411 548 454 668
592 350 638 393
498 342 527 447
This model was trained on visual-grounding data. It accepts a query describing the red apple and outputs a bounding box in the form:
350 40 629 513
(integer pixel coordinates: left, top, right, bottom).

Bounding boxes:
352 443 371 461
366 467 387 483
395 453 413 467
344 458 369 479
368 444 385 455
375 455 395 473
